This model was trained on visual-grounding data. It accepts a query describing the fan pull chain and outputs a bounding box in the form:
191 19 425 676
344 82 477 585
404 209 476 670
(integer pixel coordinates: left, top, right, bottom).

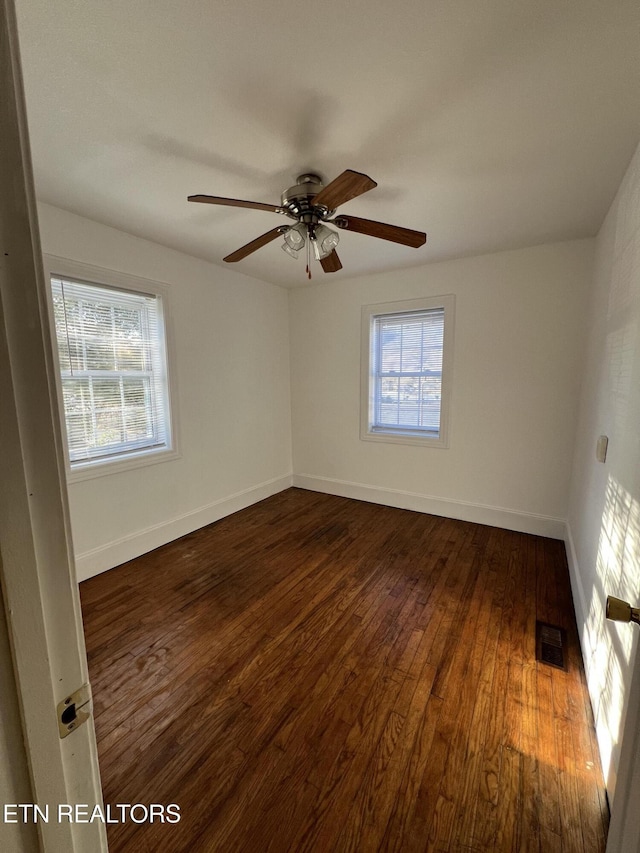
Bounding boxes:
306 239 311 279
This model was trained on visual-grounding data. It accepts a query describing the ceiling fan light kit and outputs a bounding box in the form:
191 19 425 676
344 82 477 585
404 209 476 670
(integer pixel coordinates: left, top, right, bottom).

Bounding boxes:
282 221 340 261
187 169 427 277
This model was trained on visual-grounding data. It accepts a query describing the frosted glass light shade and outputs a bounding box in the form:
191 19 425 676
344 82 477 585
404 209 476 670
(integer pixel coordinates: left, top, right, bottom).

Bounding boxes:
315 224 340 259
282 242 300 258
283 223 306 250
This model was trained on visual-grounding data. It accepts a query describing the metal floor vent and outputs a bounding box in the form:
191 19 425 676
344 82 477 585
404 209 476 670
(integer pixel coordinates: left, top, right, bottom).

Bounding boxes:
536 621 567 671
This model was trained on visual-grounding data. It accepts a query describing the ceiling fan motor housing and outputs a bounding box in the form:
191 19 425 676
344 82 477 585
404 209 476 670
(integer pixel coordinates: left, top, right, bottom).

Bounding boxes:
281 173 334 222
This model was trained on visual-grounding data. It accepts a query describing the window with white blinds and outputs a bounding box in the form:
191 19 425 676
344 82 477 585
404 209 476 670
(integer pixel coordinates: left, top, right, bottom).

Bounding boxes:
372 308 444 434
361 296 454 447
50 275 173 469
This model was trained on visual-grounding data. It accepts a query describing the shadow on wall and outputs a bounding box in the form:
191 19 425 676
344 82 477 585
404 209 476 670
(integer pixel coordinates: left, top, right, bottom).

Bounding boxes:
583 475 640 788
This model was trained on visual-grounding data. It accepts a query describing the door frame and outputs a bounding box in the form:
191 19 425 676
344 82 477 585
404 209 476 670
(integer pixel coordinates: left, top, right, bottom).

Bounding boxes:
0 0 107 850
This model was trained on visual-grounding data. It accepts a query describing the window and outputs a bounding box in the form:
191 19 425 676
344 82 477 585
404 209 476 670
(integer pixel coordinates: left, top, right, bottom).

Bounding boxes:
361 296 454 447
48 260 177 478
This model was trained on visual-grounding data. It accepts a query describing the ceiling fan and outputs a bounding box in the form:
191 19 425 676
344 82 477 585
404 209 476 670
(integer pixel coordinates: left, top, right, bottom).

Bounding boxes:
188 170 427 278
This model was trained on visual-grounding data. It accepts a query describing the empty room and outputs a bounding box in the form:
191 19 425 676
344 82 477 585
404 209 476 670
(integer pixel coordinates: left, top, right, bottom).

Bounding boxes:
1 0 640 852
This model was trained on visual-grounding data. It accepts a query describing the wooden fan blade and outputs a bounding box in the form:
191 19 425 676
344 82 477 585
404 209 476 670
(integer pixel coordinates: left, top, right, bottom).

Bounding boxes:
320 250 342 273
312 170 377 211
333 215 426 248
188 194 282 213
223 227 285 262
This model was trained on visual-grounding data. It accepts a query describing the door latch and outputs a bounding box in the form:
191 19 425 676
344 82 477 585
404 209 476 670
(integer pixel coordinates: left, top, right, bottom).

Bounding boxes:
57 683 91 739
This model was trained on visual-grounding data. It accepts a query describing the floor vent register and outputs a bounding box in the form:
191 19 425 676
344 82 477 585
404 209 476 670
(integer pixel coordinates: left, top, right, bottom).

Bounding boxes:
536 621 567 670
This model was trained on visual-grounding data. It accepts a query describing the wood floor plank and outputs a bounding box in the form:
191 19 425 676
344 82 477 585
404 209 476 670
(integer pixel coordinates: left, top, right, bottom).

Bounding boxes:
555 715 587 853
452 574 502 850
79 488 608 853
379 695 443 852
535 668 562 836
572 719 609 852
520 663 541 853
493 743 523 852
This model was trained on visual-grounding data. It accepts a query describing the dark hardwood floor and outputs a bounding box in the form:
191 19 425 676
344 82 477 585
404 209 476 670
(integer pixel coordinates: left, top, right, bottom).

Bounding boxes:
80 488 608 852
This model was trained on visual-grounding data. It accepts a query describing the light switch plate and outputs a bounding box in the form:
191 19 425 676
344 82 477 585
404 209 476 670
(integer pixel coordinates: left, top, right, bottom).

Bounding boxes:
596 435 608 463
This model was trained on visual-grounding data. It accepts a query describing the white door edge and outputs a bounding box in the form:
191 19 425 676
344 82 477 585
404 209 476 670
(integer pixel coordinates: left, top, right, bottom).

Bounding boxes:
0 1 107 850
606 642 640 853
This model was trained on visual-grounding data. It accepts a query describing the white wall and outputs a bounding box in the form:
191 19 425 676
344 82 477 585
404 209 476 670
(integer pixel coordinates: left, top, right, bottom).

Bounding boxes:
290 239 592 537
37 203 292 580
566 140 640 799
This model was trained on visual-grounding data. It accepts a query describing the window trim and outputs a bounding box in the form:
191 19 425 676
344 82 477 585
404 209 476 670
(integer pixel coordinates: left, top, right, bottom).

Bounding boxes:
44 255 180 482
360 295 455 448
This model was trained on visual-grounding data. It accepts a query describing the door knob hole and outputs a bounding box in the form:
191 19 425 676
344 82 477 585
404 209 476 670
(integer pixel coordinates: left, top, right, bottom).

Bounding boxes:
61 703 76 725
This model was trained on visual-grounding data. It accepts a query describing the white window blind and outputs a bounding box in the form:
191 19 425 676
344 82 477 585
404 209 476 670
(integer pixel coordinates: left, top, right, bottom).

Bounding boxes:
371 308 445 436
51 276 172 466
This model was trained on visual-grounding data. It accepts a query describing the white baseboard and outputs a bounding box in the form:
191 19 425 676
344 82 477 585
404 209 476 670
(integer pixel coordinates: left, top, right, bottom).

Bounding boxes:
563 522 600 716
563 522 595 721
76 472 566 582
74 474 293 581
563 522 589 645
292 474 566 539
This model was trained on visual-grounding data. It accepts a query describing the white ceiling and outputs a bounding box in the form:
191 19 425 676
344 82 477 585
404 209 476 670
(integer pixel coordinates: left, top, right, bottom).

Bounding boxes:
15 0 640 288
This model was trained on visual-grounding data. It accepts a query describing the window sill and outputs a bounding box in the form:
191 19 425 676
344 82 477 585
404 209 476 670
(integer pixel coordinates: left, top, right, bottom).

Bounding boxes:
66 446 181 483
360 429 449 449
